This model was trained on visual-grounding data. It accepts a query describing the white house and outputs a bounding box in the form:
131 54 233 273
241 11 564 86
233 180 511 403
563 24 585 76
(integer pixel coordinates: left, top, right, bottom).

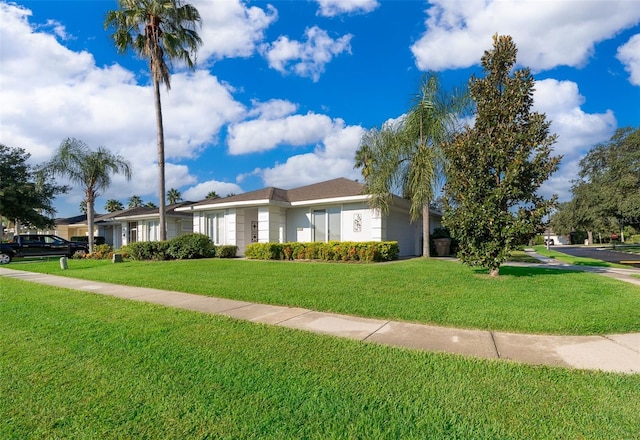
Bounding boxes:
177 178 442 257
54 203 194 248
95 203 194 248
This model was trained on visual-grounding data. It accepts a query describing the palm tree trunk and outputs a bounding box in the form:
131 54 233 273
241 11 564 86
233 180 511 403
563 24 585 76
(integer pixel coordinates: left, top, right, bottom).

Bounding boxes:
422 203 430 257
153 76 167 241
87 192 95 253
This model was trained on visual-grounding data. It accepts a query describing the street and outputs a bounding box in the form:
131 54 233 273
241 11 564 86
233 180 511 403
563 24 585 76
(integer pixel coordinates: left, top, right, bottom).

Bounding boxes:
553 245 640 268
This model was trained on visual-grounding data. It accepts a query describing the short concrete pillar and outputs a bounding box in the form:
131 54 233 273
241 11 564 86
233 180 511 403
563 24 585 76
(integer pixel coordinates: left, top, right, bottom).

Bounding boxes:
112 253 123 263
59 257 68 270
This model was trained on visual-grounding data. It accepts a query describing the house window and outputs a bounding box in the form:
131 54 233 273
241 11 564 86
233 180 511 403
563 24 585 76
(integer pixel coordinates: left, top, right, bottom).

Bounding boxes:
312 208 341 242
207 212 225 245
128 222 137 243
147 220 160 241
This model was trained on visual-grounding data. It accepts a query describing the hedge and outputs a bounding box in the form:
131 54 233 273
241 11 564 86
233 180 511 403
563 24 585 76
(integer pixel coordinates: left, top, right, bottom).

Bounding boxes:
244 241 399 262
119 234 238 261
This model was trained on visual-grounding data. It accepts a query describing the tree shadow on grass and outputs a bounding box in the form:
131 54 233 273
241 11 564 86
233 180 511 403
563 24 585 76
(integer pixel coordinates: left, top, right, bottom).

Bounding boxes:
473 266 583 277
571 261 614 268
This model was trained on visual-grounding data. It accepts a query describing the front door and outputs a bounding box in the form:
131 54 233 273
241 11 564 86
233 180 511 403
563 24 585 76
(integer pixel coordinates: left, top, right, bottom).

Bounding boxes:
312 208 341 242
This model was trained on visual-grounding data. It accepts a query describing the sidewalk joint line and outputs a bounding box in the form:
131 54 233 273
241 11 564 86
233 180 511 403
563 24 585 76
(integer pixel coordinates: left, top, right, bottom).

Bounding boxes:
275 309 313 325
363 321 390 341
602 335 640 354
490 331 501 359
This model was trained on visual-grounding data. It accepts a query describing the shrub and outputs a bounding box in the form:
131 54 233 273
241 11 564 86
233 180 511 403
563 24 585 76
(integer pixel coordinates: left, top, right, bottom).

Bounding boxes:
85 244 113 260
215 245 238 258
244 241 399 262
244 243 283 260
167 233 215 260
124 241 169 261
531 235 545 246
377 241 399 261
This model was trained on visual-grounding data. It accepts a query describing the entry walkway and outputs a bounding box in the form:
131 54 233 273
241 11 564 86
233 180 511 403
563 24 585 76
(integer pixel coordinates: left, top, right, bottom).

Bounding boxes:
2 267 638 374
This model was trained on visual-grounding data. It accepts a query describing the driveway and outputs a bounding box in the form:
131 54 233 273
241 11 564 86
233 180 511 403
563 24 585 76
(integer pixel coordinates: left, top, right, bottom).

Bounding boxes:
553 245 640 268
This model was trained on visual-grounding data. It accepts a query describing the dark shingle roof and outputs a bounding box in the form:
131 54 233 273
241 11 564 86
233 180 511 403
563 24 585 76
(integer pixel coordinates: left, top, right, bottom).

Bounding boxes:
55 214 91 225
287 178 365 202
187 178 366 208
95 202 193 222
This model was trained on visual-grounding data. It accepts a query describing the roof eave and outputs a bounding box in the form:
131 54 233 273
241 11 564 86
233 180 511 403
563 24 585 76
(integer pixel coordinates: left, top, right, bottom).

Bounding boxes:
177 199 291 211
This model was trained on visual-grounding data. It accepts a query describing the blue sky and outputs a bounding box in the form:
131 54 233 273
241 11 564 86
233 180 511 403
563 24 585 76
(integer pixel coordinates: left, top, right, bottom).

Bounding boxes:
1 0 639 218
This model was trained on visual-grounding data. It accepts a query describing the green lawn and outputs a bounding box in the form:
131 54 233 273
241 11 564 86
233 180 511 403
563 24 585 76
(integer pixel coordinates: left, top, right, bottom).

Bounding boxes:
2 279 639 440
5 257 640 335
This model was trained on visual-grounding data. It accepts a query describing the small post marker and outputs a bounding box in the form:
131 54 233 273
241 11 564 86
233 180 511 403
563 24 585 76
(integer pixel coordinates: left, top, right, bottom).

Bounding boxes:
59 257 68 270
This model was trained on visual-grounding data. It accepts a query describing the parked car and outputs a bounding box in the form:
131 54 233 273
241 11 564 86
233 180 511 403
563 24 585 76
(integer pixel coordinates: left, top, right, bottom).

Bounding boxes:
0 234 89 264
544 238 555 246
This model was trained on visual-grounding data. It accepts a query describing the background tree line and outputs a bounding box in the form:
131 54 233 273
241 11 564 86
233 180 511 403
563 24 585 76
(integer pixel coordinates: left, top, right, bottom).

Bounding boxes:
551 126 639 244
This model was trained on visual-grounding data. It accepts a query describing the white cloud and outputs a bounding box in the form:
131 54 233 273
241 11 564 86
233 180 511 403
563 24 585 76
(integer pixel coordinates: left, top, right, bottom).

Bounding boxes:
227 112 338 155
258 123 365 188
246 99 298 119
192 0 277 62
0 2 246 216
39 19 72 40
411 0 640 72
533 79 616 201
262 26 352 81
617 33 640 86
182 180 244 201
315 0 379 17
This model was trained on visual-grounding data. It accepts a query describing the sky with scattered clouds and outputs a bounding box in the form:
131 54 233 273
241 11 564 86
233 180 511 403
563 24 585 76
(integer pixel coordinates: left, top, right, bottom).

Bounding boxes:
1 0 639 218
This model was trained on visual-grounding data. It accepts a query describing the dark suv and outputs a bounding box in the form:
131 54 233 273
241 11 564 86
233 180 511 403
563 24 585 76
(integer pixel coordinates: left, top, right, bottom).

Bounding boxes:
0 234 89 264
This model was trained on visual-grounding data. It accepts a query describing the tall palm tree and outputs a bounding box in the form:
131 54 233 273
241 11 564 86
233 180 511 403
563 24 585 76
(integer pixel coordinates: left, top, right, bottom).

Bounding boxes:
206 190 220 199
355 73 469 256
105 199 124 212
105 0 202 241
166 188 182 204
127 195 143 208
49 138 132 253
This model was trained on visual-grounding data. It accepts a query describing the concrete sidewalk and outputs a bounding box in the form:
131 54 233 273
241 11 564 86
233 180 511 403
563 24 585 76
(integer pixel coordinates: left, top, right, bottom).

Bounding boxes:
2 267 638 374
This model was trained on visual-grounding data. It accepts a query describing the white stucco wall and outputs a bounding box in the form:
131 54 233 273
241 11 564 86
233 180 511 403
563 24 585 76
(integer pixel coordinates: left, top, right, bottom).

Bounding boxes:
286 207 312 242
341 203 374 242
386 208 420 257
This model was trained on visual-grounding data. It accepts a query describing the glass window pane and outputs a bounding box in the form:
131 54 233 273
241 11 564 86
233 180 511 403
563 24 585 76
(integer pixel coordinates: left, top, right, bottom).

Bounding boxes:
216 213 224 245
313 210 326 242
328 208 341 241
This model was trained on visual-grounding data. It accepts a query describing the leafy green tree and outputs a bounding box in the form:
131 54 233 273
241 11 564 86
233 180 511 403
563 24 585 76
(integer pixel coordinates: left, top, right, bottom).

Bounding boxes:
127 195 143 208
48 138 132 252
442 35 561 276
105 199 125 212
106 0 202 241
167 188 182 204
0 144 67 232
355 73 469 256
572 127 640 241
